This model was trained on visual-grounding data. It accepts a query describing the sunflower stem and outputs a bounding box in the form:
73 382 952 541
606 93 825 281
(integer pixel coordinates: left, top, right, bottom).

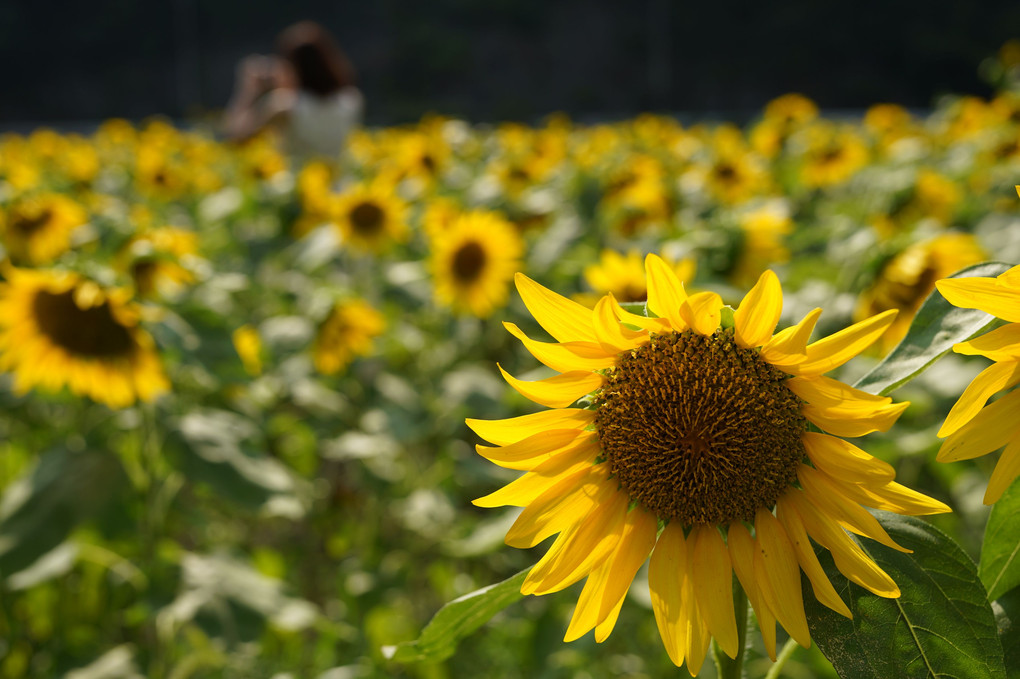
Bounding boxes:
713 580 748 679
763 638 799 679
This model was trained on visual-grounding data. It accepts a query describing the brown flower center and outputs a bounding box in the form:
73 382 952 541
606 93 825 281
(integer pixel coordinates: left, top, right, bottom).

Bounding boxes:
595 329 806 526
452 241 487 283
10 209 53 236
32 289 135 358
349 202 385 237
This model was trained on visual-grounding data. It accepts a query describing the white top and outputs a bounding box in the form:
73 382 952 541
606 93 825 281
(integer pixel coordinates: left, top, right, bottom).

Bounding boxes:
282 87 364 162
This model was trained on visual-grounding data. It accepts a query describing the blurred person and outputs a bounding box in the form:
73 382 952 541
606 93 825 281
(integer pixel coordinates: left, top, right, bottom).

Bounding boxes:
225 21 363 163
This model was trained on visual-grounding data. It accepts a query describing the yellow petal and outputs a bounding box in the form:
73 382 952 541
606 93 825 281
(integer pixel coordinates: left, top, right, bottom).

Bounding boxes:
504 322 617 373
679 291 724 336
649 522 688 667
798 465 910 553
594 595 626 643
645 254 688 331
734 270 783 349
936 277 1020 322
754 509 811 648
505 463 613 548
476 429 594 470
794 501 900 598
802 431 895 484
776 492 852 618
802 399 909 438
466 408 595 446
938 388 1020 462
790 309 898 376
727 523 777 661
999 264 1020 287
954 323 1020 362
985 434 1020 504
593 295 649 354
607 295 673 334
515 272 601 342
498 364 604 408
761 308 822 366
691 526 738 659
564 507 657 641
472 439 600 508
939 360 1020 437
827 476 951 516
523 488 630 595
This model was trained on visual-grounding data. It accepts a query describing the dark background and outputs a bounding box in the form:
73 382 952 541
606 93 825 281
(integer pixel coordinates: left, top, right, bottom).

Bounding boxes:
2 0 1019 127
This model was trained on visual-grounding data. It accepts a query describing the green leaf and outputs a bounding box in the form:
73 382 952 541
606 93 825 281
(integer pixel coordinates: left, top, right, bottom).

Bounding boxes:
804 511 1006 679
982 477 1020 601
853 261 1013 396
0 448 128 577
991 586 1020 677
383 567 529 663
168 411 305 515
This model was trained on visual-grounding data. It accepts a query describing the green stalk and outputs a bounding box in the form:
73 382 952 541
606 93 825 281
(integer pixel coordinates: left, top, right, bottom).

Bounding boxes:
713 580 748 679
763 638 800 679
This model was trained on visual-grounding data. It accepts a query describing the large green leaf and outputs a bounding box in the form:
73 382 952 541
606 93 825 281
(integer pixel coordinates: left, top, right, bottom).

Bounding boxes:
991 586 1020 677
853 262 1013 396
0 448 128 577
383 567 529 663
804 512 1006 679
982 477 1020 601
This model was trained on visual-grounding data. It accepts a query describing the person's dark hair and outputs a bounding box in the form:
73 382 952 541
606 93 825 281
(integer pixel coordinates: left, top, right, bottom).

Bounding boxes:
276 21 356 97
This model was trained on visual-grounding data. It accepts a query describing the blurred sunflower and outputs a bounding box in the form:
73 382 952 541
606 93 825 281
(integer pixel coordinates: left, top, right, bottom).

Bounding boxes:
856 233 986 355
0 268 168 408
799 126 869 189
582 249 695 304
731 206 793 288
936 263 1020 504
232 325 264 377
332 181 408 253
117 227 200 299
470 256 948 672
0 193 87 265
313 299 385 375
429 210 523 317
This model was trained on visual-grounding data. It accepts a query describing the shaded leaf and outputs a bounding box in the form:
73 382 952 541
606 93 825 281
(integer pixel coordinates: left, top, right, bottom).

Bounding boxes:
168 411 304 516
991 586 1020 677
0 448 128 577
854 262 1013 396
982 477 1020 601
383 568 529 663
804 512 1005 679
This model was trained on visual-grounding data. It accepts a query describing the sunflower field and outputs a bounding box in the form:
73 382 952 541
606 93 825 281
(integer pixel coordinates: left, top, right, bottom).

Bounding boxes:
3 67 1020 679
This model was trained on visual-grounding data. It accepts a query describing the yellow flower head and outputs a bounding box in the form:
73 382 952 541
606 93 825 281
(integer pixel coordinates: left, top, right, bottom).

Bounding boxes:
0 193 88 265
799 126 869 189
857 233 986 355
469 256 948 672
936 262 1020 504
117 227 200 299
0 268 169 408
313 300 385 375
583 249 694 304
331 181 409 254
232 325 264 377
429 210 523 318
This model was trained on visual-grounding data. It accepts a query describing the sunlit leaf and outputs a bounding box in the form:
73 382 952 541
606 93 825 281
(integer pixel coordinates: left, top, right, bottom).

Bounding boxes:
982 477 1020 601
804 512 1006 679
383 567 529 663
853 262 1013 396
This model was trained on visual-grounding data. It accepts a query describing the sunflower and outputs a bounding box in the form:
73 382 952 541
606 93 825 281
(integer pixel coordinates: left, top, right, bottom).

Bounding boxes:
0 268 168 408
468 256 949 672
583 249 695 304
117 226 200 299
313 299 385 375
935 262 1020 504
856 233 987 355
331 181 408 254
799 126 869 189
0 193 88 265
232 325 264 377
429 210 523 318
